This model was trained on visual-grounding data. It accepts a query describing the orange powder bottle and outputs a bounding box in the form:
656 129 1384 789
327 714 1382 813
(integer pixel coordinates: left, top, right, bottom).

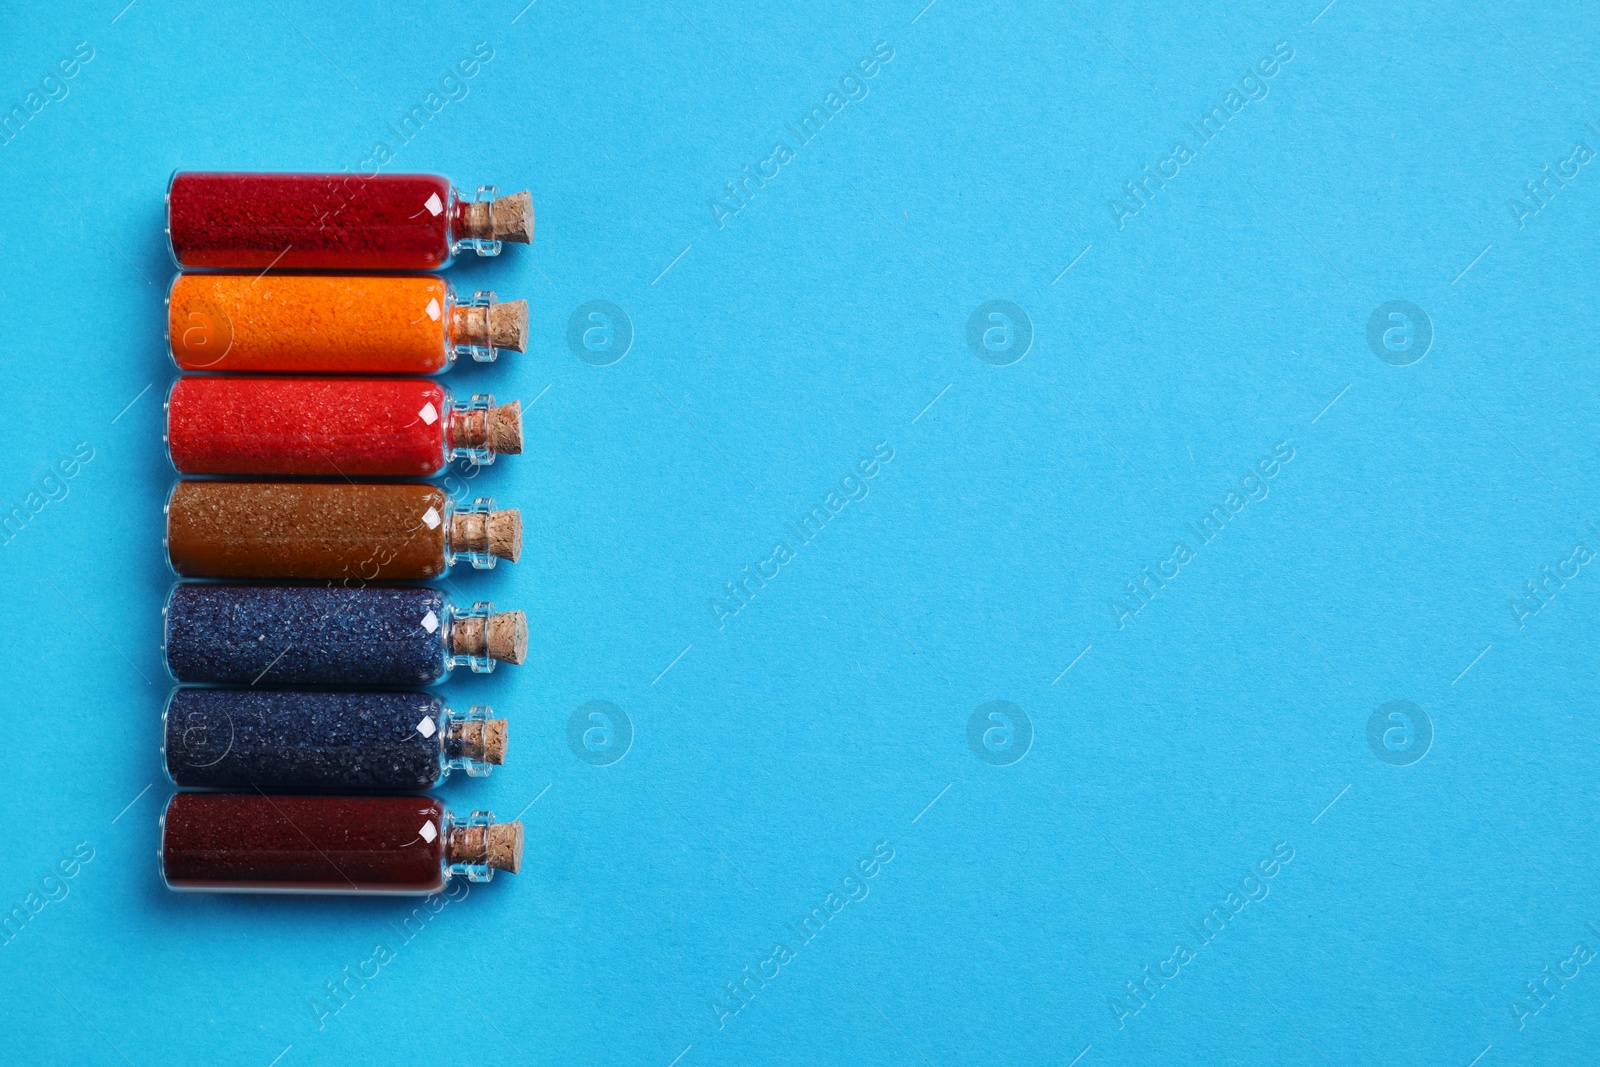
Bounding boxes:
168 273 528 374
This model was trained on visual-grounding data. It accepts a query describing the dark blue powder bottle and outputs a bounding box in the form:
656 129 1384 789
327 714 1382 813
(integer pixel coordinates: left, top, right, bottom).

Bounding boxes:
162 583 528 686
163 688 506 790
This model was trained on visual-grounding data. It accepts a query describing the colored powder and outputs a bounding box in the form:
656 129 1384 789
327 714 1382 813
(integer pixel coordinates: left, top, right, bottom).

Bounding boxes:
162 793 446 892
167 482 448 580
169 274 451 374
168 172 457 270
164 689 445 791
166 377 448 476
164 584 448 686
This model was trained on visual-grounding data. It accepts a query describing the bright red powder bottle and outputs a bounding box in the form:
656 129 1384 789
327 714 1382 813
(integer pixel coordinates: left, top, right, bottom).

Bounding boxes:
165 377 523 476
167 172 534 270
160 793 524 895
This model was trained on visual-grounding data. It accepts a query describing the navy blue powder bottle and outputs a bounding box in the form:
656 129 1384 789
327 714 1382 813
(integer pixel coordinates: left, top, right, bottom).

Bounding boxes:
163 688 507 791
162 583 528 686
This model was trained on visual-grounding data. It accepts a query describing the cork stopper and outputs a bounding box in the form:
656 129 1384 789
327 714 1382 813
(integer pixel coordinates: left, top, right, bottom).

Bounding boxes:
448 610 528 665
491 301 528 352
448 717 508 765
449 508 523 562
489 511 521 561
489 401 522 454
489 610 528 664
460 191 534 245
493 191 534 244
446 820 524 874
449 401 523 456
489 822 523 872
483 718 508 763
450 299 527 355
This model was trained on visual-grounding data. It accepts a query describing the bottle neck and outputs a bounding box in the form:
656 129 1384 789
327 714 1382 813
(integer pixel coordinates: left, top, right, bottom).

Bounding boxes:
455 197 497 251
441 809 523 882
440 704 506 778
445 289 529 363
443 600 529 672
445 394 522 465
450 184 534 256
442 497 522 569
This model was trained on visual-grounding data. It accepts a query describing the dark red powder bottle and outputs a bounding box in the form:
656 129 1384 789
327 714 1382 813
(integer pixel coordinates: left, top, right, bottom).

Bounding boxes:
165 376 523 476
160 793 524 895
167 172 533 270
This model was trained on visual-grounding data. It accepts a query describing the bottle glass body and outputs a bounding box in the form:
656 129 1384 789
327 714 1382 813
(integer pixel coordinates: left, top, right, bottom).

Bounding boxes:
163 688 495 790
166 172 502 270
160 794 456 893
168 273 510 373
165 377 495 477
162 583 502 686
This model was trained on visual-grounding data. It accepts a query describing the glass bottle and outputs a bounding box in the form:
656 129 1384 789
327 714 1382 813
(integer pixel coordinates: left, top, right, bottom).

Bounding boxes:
163 583 528 686
165 376 521 477
163 688 506 791
160 793 523 894
166 481 522 580
168 273 529 374
167 172 533 270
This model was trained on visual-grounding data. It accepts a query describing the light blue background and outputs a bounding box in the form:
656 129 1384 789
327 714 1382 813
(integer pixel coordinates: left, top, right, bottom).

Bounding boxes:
2 0 1598 1063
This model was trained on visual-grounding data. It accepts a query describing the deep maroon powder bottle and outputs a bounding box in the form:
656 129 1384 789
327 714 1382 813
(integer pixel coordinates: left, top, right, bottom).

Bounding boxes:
159 793 523 895
167 172 533 270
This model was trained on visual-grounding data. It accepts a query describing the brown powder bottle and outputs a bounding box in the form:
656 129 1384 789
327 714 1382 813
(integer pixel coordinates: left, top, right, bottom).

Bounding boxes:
166 482 522 581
